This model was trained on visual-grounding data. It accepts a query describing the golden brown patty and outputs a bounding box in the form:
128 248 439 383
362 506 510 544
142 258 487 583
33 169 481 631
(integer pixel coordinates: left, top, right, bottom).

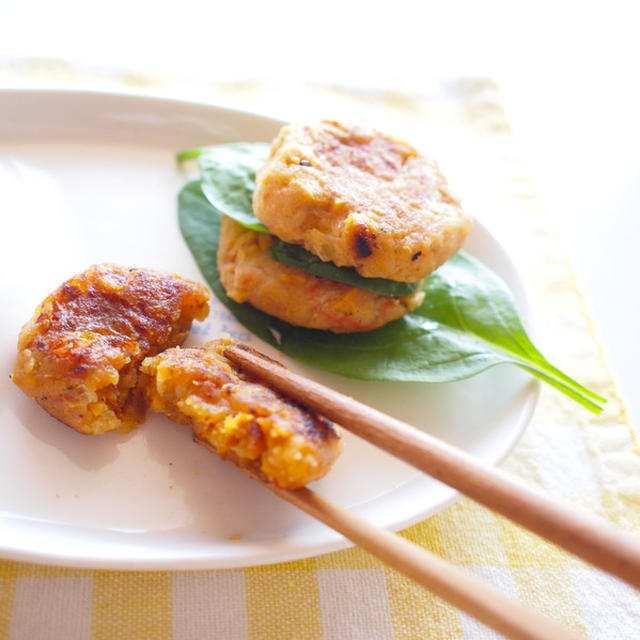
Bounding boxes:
141 339 342 489
12 264 210 435
217 216 425 333
252 120 472 282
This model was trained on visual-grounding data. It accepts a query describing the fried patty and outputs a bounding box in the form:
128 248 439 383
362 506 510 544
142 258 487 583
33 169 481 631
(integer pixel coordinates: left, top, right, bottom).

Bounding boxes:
12 264 210 435
141 339 342 489
252 120 472 282
218 216 425 333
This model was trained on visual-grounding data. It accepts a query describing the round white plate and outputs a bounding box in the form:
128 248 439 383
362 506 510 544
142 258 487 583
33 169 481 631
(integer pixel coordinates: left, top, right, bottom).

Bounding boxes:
0 89 538 569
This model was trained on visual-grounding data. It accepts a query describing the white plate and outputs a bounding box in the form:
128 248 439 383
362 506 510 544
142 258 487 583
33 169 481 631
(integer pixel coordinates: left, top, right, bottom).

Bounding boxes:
0 89 538 569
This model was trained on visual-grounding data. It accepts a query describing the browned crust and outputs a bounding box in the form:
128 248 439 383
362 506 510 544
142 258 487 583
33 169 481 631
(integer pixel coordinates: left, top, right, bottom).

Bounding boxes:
12 264 210 434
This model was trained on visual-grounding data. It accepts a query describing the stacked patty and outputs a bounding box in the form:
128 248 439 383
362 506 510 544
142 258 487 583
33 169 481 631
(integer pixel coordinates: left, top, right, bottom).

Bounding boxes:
218 216 425 333
218 121 472 333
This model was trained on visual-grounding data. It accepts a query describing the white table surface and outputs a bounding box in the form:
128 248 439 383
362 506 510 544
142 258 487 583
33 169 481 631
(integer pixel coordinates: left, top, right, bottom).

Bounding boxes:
2 0 638 427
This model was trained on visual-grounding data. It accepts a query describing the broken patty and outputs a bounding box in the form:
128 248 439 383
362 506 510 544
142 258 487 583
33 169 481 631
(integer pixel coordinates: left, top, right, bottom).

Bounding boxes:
12 264 210 435
141 339 342 489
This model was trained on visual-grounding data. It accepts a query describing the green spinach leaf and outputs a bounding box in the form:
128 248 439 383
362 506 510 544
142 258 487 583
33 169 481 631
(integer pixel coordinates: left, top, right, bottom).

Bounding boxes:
178 179 605 413
177 143 271 233
270 239 423 297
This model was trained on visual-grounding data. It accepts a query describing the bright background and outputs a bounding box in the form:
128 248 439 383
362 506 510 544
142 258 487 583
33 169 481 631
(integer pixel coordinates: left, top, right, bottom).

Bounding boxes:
2 0 639 424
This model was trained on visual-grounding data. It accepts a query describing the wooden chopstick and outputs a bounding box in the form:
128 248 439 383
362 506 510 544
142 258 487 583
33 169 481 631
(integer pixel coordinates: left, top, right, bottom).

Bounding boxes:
224 343 640 590
195 437 579 640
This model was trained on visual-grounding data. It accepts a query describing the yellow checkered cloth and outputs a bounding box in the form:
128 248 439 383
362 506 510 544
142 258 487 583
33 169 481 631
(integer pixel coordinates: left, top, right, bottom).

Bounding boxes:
1 62 639 639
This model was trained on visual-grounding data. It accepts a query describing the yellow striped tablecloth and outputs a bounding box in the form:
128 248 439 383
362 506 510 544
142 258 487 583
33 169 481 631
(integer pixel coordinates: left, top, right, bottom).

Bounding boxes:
1 62 638 639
